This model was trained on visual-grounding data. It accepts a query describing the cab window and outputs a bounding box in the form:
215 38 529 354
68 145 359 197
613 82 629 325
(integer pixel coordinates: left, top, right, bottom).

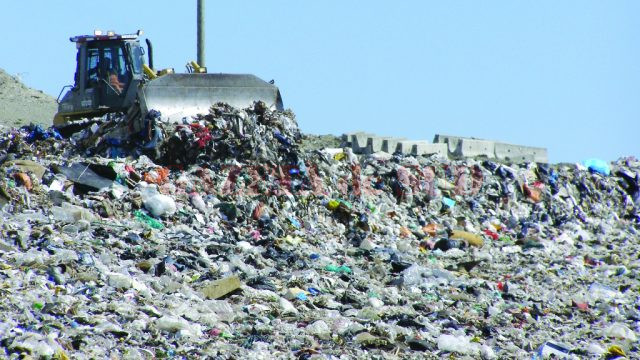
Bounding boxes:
86 48 100 87
85 43 131 93
127 43 143 74
104 46 129 79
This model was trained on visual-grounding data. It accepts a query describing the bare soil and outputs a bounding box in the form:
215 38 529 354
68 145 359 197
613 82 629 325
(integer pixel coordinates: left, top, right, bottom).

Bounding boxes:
0 68 57 128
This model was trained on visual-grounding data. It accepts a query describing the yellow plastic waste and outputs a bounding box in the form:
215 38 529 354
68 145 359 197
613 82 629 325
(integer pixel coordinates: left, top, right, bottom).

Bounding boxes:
450 230 484 247
284 287 308 300
607 345 625 357
327 200 340 211
282 235 303 245
333 152 346 161
54 350 70 360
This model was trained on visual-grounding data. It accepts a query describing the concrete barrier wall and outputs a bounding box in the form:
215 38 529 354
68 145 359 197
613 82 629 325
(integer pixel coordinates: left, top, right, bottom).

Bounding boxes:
494 143 548 163
341 133 548 163
434 134 548 163
412 142 447 156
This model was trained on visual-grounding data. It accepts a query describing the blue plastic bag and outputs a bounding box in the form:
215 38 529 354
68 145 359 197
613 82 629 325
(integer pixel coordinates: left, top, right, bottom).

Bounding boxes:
583 158 610 176
442 197 456 208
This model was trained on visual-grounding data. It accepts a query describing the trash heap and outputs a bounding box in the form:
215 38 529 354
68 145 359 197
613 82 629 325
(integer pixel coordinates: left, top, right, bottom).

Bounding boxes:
160 102 302 165
1 105 639 359
77 102 302 167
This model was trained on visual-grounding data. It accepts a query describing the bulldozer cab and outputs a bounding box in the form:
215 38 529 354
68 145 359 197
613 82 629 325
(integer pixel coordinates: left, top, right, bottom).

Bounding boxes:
55 32 143 124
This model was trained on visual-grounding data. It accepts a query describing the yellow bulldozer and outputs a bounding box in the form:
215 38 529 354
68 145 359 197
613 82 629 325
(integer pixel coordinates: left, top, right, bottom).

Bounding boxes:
54 30 283 126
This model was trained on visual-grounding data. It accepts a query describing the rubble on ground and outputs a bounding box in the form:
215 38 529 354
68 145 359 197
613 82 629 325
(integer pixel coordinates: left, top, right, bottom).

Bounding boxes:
0 104 639 359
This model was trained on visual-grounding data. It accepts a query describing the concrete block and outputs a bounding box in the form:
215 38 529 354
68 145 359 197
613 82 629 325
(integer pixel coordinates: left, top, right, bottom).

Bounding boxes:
341 132 360 146
495 143 548 163
449 139 495 159
350 133 375 153
395 140 419 155
434 133 549 162
434 134 494 158
366 136 393 154
412 142 447 157
382 137 406 153
342 132 367 148
433 134 466 155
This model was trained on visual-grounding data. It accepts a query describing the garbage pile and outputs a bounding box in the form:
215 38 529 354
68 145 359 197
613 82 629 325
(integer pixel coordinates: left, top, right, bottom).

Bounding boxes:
1 105 639 359
77 102 302 167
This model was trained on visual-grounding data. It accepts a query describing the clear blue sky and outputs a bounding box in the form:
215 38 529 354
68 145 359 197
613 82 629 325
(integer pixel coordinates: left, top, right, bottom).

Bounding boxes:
1 1 638 163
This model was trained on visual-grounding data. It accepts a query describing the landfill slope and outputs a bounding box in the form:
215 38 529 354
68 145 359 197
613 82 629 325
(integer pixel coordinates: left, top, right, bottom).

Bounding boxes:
0 68 57 128
299 134 342 152
1 103 640 359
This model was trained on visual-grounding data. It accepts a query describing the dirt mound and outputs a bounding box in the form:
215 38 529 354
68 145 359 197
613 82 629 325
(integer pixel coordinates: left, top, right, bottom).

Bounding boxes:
0 68 57 128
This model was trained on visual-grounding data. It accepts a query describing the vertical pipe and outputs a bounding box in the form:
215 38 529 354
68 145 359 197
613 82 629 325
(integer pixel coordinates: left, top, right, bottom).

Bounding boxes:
197 0 205 67
145 39 154 70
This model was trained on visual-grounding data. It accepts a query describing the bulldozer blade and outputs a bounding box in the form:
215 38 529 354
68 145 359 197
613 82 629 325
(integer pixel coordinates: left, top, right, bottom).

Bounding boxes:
138 73 283 122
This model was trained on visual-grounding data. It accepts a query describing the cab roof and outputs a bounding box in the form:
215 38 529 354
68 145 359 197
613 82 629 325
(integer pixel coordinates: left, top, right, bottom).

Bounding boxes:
70 30 141 43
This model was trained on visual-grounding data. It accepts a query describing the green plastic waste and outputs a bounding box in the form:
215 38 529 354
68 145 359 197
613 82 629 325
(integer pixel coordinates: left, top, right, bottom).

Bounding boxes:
340 199 353 209
134 210 164 229
327 199 353 212
325 264 352 274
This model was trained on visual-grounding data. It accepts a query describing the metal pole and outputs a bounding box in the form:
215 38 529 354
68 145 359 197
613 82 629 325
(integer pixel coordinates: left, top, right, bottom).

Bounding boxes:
197 0 205 67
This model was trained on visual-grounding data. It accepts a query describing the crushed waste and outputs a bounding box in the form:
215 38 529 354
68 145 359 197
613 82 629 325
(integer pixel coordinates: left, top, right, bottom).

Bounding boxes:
0 103 639 359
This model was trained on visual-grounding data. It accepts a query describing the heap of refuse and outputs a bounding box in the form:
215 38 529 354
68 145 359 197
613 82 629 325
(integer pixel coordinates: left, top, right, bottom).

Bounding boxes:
1 104 639 359
75 102 302 167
